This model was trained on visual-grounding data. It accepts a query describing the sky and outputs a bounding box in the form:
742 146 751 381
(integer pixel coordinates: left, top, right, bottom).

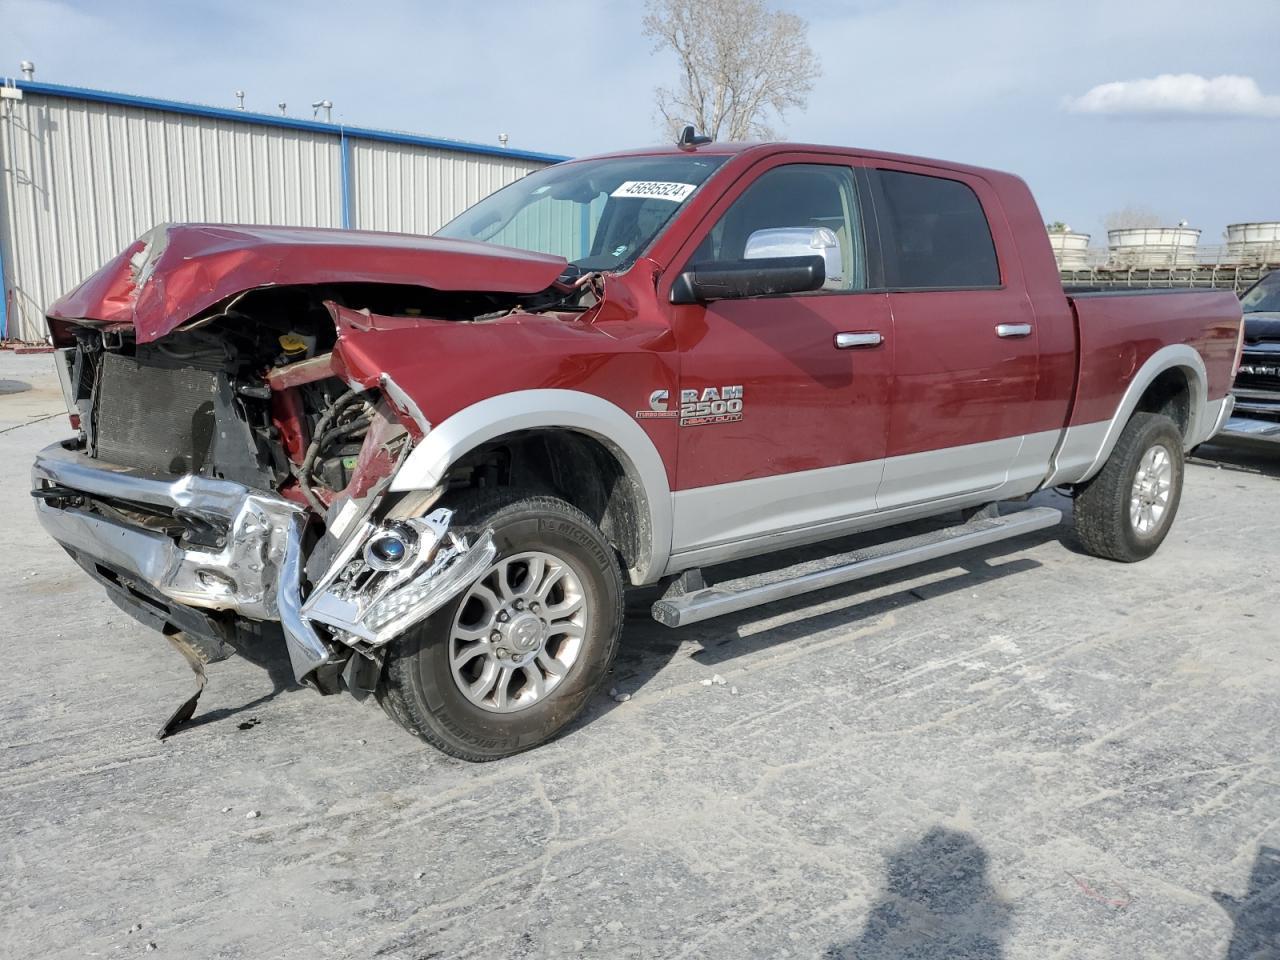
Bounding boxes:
2 0 1278 243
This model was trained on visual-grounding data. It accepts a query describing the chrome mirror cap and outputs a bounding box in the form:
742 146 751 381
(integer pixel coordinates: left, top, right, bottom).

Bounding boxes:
744 227 843 289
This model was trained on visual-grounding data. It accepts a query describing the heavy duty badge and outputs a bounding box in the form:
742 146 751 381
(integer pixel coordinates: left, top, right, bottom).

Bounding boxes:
679 386 744 426
635 386 744 426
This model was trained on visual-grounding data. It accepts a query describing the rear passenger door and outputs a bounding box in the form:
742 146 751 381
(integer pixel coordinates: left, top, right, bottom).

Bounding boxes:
867 166 1044 510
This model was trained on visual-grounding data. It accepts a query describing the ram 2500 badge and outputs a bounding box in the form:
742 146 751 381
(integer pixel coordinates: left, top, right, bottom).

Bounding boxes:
33 140 1243 759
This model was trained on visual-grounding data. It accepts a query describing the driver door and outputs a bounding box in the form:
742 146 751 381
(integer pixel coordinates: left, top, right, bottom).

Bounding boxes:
661 157 893 561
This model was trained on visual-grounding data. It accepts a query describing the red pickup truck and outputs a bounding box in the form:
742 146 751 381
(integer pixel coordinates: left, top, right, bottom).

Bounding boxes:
33 141 1242 759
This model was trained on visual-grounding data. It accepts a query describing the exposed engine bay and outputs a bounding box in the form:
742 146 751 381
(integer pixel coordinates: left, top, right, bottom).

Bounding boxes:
57 280 598 505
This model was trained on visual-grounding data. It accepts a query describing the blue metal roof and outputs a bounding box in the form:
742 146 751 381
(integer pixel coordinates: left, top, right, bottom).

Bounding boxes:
1 78 570 165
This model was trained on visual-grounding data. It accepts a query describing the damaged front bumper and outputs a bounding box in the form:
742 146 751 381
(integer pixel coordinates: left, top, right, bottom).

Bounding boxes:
31 441 492 686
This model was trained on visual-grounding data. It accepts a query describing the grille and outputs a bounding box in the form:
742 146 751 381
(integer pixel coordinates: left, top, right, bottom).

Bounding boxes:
1236 350 1280 393
94 353 219 475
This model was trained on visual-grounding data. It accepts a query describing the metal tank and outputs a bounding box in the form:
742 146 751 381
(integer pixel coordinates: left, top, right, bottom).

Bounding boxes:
1107 227 1201 268
1047 230 1091 269
1225 222 1280 265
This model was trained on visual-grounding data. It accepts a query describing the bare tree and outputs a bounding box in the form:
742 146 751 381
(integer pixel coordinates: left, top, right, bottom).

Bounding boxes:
643 0 821 141
1104 205 1164 231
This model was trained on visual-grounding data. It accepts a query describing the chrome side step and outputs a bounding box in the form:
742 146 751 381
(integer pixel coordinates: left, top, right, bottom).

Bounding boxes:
651 506 1063 628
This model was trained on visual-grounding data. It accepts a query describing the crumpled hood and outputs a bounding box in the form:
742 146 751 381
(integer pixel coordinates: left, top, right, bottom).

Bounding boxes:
46 223 569 343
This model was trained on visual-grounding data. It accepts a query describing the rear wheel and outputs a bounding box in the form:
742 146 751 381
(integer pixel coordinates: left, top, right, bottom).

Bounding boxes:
1073 412 1184 562
377 491 624 760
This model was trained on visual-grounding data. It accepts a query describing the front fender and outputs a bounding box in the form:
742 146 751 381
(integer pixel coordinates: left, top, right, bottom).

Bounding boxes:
390 389 674 584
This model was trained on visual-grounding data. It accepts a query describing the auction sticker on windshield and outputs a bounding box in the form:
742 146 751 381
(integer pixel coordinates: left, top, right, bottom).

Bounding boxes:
611 181 697 202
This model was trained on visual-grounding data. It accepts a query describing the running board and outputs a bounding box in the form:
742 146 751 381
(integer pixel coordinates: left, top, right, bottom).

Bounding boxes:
651 506 1063 628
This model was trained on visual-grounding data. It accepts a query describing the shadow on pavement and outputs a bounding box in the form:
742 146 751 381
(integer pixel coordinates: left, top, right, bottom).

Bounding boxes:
1213 845 1280 960
823 826 1012 959
169 625 302 734
606 514 1058 700
181 503 1064 735
1193 442 1280 480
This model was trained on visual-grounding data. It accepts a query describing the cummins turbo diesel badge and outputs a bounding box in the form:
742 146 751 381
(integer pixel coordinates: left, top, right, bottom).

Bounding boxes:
636 386 744 426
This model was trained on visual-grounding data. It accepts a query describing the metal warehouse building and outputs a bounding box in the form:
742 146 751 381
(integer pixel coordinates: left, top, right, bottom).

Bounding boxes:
0 77 566 342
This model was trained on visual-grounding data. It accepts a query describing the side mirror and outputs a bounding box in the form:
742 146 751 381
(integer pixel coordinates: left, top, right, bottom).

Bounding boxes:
670 255 827 304
744 226 844 289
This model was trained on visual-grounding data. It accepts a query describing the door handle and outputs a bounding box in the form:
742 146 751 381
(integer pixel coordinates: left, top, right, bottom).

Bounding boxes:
834 331 884 349
996 323 1033 338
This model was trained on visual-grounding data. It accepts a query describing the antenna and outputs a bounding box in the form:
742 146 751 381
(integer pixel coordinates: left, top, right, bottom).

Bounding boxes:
277 101 287 116
676 125 712 151
19 60 34 81
498 133 509 148
312 99 333 122
234 90 245 110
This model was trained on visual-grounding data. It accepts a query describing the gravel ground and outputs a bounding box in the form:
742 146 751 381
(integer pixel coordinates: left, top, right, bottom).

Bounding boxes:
1 351 1276 959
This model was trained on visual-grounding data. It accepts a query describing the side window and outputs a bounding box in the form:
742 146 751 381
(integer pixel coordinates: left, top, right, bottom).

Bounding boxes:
691 163 867 292
875 170 1000 289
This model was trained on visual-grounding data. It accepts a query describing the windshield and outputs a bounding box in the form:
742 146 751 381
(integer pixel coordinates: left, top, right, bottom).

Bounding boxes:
435 154 728 272
1242 271 1280 314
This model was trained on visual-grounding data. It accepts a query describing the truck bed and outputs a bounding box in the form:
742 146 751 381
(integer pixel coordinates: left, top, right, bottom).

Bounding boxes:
1065 287 1241 429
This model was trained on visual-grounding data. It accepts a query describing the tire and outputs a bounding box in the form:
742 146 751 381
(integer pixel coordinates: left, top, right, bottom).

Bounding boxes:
1073 412 1184 562
377 490 624 760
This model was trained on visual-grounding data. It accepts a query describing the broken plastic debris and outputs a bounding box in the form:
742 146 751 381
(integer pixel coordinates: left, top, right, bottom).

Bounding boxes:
699 678 713 686
245 810 260 819
415 871 426 880
613 692 631 703
711 674 727 685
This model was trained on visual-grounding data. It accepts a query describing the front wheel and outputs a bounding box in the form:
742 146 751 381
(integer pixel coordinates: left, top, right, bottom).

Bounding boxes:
377 491 624 760
1073 412 1185 562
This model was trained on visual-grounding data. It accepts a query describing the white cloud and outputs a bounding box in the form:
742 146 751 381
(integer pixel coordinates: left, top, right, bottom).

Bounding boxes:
1063 73 1280 118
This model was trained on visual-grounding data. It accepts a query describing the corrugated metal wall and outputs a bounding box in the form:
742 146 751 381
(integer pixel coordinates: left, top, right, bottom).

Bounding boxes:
348 139 543 235
0 86 560 341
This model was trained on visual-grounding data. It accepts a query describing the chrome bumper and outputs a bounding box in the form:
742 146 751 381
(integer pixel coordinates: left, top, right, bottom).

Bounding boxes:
33 442 333 681
32 442 494 685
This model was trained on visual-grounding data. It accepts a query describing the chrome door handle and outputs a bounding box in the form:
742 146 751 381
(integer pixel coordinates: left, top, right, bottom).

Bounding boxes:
835 331 884 349
996 323 1033 338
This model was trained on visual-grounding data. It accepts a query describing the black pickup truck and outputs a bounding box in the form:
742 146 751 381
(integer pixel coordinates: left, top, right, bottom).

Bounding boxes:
1219 270 1280 446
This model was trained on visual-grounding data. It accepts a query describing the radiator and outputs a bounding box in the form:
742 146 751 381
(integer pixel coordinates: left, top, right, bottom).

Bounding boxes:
94 353 220 475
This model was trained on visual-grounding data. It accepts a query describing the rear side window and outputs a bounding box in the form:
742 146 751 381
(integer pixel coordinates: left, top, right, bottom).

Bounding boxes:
875 170 1000 289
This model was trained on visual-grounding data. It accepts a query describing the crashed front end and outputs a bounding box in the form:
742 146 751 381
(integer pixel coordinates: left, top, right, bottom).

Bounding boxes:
30 226 575 715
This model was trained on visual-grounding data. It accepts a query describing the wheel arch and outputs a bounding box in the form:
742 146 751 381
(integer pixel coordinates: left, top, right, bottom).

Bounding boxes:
390 389 673 585
1077 344 1208 484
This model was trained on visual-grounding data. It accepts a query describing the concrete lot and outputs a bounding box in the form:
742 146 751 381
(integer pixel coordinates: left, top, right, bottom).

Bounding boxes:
1 350 1276 959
